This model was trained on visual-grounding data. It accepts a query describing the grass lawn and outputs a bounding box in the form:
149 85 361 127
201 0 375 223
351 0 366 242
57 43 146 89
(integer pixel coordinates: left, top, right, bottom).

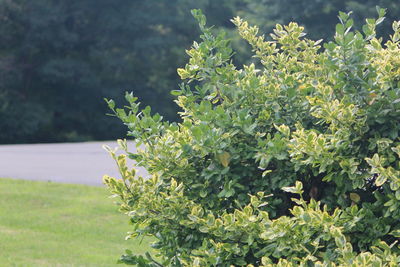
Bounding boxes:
0 178 150 267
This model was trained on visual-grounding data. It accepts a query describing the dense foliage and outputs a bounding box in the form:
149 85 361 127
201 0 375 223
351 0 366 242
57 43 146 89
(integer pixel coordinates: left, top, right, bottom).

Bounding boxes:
105 8 400 266
1 0 399 144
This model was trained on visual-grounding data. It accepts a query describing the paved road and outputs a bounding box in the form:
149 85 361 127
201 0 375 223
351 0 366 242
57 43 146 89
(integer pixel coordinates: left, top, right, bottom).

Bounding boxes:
0 141 148 186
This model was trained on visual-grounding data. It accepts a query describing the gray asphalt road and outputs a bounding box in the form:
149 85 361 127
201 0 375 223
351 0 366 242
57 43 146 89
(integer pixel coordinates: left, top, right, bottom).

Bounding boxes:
0 141 147 186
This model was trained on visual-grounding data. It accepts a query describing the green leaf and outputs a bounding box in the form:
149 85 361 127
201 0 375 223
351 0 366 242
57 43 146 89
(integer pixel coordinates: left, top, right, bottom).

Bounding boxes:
349 193 360 203
217 152 231 168
375 175 387 187
199 190 208 198
198 225 209 233
170 90 182 96
336 24 345 35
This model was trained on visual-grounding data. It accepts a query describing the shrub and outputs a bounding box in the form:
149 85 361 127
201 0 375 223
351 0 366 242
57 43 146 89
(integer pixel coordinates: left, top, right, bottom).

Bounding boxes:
104 8 400 266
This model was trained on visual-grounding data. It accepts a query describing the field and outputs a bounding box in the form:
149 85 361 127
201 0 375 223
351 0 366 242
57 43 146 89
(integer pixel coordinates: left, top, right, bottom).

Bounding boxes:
0 178 149 267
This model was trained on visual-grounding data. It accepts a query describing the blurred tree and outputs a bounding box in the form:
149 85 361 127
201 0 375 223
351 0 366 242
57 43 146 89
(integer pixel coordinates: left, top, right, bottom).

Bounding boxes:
0 0 236 143
227 0 399 64
236 0 399 41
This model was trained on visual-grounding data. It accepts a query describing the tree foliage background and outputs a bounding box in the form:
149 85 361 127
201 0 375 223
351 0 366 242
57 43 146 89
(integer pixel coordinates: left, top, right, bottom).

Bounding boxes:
0 0 398 144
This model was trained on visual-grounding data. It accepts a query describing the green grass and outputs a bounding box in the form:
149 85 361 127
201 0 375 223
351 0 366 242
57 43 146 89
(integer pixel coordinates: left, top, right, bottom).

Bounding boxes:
0 178 150 267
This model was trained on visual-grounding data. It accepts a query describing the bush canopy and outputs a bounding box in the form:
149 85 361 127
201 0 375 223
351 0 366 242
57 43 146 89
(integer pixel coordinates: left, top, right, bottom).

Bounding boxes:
105 8 400 266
